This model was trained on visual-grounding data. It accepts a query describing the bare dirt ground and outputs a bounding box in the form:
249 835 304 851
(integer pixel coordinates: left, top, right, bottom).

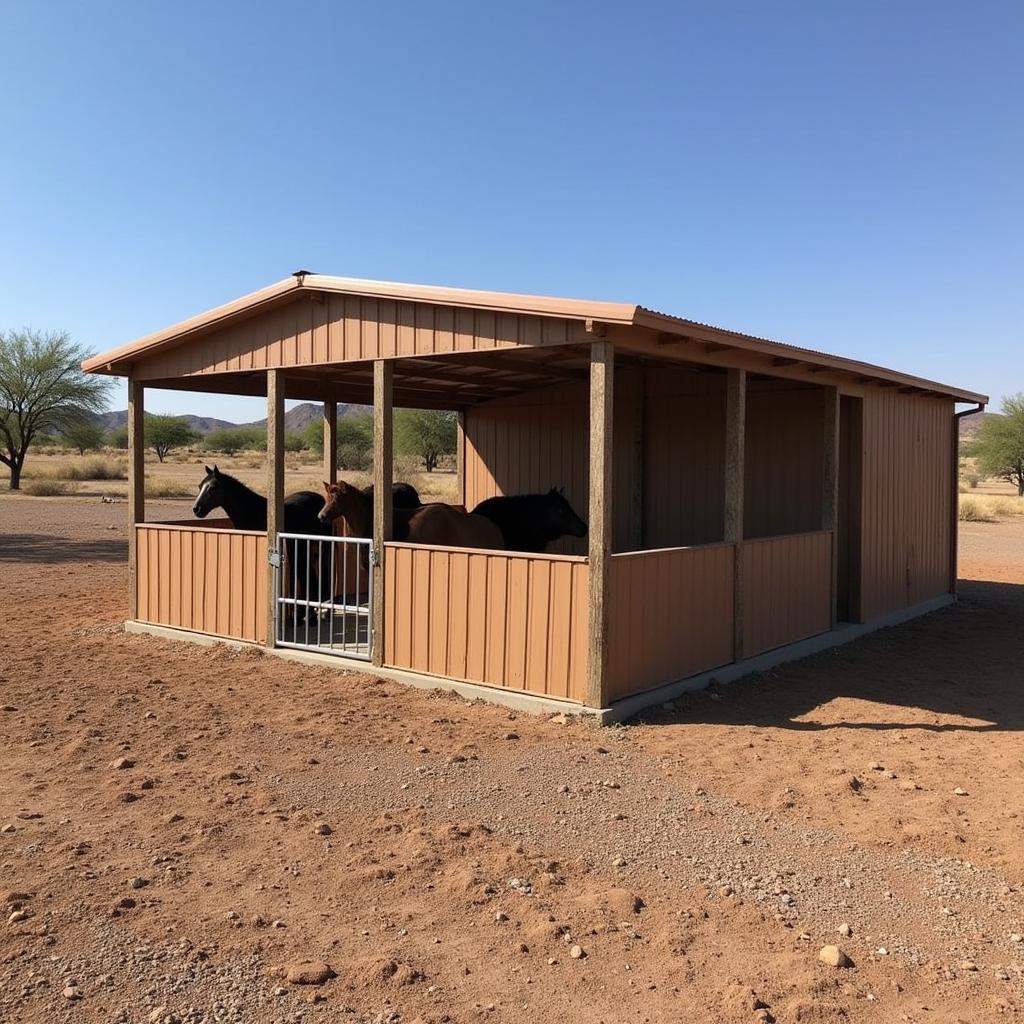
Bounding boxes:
1 496 1023 1024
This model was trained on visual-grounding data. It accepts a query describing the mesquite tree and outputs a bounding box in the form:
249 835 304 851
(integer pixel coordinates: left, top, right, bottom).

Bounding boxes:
0 329 112 490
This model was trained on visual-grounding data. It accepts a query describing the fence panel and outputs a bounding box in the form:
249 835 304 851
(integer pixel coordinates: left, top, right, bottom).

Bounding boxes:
135 522 267 643
384 543 588 702
607 544 735 701
743 531 832 656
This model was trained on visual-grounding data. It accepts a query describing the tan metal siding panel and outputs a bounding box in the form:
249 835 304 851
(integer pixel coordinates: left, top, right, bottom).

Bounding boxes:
383 543 587 702
743 532 832 656
744 385 825 539
132 297 592 380
606 544 735 700
860 391 953 619
133 522 266 644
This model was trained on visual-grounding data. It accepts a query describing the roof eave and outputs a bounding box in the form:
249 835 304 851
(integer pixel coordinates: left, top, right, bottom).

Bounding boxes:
633 309 988 404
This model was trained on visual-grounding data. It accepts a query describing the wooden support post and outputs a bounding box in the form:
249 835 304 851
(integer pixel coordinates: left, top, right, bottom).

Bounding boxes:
822 386 840 627
724 369 746 661
323 399 337 485
127 379 145 620
266 369 285 649
372 360 394 667
456 409 466 507
586 341 613 708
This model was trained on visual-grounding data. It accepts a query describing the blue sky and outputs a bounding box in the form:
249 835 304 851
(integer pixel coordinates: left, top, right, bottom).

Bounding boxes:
1 1 1020 420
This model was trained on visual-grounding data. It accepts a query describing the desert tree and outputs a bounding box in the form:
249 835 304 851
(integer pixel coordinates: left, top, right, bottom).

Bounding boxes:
970 394 1024 496
61 419 106 455
0 328 113 490
145 414 199 462
395 408 456 472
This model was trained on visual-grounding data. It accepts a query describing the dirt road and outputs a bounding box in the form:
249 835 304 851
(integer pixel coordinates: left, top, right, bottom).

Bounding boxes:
1 497 1022 1023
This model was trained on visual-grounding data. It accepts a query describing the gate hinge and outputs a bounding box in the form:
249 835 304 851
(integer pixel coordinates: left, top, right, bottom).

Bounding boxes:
268 551 282 568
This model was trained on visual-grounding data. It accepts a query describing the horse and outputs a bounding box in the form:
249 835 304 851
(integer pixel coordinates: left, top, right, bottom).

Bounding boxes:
318 480 503 550
362 481 422 510
472 487 588 552
192 465 332 614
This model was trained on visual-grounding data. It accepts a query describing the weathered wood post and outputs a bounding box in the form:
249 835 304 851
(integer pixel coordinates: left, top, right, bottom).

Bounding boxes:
455 409 466 507
822 386 840 627
127 379 145 621
266 369 285 649
724 368 746 661
586 340 613 708
323 399 337 485
372 360 394 667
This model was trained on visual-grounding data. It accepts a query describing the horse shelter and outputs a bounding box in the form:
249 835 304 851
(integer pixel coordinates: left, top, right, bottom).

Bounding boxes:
83 274 987 720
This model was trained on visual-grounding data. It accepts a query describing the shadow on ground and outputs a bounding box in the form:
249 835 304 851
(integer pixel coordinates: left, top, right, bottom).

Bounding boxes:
0 532 127 563
635 578 1024 734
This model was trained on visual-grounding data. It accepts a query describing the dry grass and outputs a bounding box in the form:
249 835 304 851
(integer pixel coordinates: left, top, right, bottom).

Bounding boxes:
958 497 995 523
22 455 127 481
144 477 193 499
22 479 77 497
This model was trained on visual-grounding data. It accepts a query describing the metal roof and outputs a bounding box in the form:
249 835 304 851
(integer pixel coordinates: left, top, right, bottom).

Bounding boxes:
81 274 987 403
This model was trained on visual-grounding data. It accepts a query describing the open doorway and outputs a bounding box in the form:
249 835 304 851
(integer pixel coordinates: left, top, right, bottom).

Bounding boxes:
837 395 863 622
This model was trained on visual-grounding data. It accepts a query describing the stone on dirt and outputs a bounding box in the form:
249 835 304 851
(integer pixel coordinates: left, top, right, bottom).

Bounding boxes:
818 945 853 968
110 756 135 770
281 961 336 985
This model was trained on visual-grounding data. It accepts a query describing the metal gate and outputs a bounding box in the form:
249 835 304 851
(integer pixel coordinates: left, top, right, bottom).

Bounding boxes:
273 532 372 659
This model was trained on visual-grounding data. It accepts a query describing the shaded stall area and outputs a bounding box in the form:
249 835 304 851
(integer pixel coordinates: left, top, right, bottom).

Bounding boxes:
83 274 983 717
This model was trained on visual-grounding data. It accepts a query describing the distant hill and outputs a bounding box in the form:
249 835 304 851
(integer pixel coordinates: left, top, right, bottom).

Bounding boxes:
94 402 367 435
959 410 1001 444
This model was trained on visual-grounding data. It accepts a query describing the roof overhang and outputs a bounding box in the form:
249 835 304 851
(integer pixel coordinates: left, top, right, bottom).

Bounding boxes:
81 273 988 405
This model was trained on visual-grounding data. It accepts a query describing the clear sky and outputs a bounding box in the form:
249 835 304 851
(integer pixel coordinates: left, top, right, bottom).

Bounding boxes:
1 1 1020 421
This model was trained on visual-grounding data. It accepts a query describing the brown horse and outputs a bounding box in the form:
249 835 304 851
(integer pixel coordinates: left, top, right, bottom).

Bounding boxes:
318 480 503 550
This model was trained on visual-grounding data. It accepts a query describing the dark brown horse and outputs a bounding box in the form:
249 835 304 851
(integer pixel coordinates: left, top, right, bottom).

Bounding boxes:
471 488 587 552
319 480 503 550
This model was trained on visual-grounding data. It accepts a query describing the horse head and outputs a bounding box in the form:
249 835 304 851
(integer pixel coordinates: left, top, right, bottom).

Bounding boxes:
543 487 588 539
319 479 362 526
193 465 225 518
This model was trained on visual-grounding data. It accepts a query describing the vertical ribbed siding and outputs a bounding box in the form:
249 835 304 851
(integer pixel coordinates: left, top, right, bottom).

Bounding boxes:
744 384 826 539
383 543 588 702
860 390 953 619
743 531 832 656
134 296 590 380
135 522 267 644
606 544 735 701
464 366 726 554
642 368 727 547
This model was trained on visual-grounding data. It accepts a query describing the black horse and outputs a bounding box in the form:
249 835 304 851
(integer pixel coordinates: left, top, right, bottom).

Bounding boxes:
192 465 332 611
471 488 588 552
361 481 422 510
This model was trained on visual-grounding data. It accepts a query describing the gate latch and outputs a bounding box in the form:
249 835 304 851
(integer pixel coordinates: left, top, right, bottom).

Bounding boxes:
268 551 282 568
370 547 381 567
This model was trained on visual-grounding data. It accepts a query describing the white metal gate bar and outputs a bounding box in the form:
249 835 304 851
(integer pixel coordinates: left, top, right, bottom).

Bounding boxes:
273 532 373 660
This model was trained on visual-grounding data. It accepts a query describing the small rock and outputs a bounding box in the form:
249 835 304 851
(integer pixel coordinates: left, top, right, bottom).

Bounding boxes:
63 985 82 1000
0 824 16 834
1010 933 1023 944
868 761 883 771
898 781 921 791
953 787 969 796
818 945 853 968
960 960 978 972
8 910 29 923
313 823 333 836
110 756 135 770
612 856 626 867
272 918 287 928
129 877 149 890
503 732 519 741
494 911 508 923
569 944 585 960
284 961 336 985
838 923 853 938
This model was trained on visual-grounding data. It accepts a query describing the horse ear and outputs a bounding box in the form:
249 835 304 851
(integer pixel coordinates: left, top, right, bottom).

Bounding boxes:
549 486 558 495
205 464 214 476
213 464 220 476
558 485 565 496
323 481 331 492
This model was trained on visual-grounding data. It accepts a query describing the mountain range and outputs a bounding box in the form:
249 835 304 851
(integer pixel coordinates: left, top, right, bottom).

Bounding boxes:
94 402 365 435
